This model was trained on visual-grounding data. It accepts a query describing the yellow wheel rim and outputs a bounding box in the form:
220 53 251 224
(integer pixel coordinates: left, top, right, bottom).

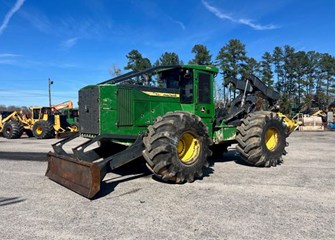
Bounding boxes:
177 132 200 164
36 126 43 135
265 128 279 151
71 125 78 132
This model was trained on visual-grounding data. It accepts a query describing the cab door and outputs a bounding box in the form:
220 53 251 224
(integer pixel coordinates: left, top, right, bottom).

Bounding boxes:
194 70 214 119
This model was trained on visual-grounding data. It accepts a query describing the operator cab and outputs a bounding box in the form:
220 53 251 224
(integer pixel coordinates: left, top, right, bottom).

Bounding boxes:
99 65 218 118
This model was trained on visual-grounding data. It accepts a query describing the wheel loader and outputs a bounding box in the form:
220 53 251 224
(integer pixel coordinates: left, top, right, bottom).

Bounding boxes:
46 65 298 198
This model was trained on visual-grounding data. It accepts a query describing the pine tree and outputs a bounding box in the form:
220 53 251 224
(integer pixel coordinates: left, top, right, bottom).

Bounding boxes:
156 52 181 66
124 50 152 85
124 50 152 72
189 44 212 65
259 52 274 88
272 46 284 93
216 39 248 79
216 39 248 101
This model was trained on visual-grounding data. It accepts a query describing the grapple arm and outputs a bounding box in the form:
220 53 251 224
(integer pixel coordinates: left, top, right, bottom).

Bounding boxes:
220 75 280 126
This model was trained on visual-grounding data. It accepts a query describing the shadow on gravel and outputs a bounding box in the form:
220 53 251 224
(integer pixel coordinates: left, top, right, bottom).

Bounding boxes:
93 158 152 199
94 149 252 198
0 197 26 207
95 174 150 199
0 152 47 161
208 149 252 167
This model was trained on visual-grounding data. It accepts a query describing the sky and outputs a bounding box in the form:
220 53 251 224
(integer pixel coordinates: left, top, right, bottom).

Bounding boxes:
0 0 334 107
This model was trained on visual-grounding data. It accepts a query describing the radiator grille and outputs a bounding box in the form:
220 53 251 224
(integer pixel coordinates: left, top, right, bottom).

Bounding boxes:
117 88 133 126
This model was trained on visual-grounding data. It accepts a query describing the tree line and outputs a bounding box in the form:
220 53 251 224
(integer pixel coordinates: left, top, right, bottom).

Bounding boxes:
112 39 335 115
0 105 30 113
2 39 334 114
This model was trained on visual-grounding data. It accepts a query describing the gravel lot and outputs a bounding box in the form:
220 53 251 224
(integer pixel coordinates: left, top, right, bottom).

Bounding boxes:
0 131 334 240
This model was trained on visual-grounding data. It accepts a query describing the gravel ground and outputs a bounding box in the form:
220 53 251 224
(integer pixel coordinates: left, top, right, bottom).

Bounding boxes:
0 131 334 240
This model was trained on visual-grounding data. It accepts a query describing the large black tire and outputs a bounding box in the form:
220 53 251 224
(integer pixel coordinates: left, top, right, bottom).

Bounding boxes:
142 111 212 183
32 120 55 139
2 121 23 139
236 111 287 167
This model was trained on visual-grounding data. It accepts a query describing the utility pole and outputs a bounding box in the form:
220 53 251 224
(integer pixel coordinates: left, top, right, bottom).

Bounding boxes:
48 78 53 107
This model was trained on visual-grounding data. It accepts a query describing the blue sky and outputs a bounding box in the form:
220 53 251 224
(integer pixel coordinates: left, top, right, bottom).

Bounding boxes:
0 0 334 107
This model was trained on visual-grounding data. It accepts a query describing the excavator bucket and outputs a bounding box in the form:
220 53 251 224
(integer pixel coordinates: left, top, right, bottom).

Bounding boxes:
46 152 105 199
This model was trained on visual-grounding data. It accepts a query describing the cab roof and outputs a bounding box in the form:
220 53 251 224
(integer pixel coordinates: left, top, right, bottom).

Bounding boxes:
99 65 219 85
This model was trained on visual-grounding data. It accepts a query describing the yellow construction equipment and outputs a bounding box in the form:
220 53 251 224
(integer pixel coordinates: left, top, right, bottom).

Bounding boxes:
0 105 78 139
51 100 73 111
277 112 301 135
0 110 28 138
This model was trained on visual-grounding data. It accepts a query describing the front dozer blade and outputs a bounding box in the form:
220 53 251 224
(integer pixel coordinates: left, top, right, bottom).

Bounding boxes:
45 133 144 198
46 152 105 199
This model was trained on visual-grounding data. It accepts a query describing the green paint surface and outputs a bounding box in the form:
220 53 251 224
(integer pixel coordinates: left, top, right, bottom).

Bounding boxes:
80 65 237 145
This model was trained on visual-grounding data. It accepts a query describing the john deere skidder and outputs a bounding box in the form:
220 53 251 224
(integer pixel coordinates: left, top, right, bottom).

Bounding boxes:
46 65 297 198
